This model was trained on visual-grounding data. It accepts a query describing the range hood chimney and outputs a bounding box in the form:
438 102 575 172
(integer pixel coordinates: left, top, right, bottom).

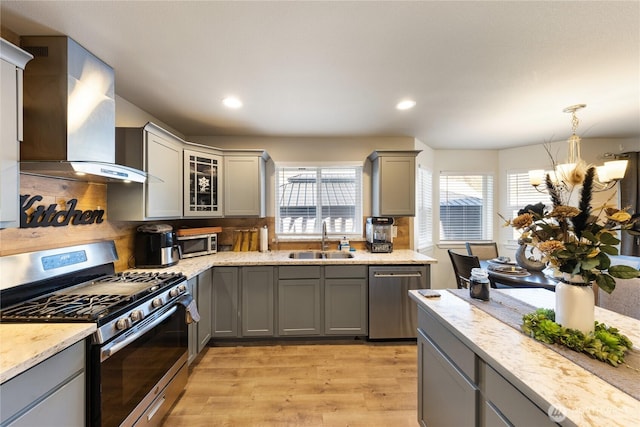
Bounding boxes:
19 36 146 183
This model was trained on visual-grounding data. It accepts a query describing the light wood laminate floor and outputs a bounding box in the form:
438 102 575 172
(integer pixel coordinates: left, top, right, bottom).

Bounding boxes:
163 341 419 426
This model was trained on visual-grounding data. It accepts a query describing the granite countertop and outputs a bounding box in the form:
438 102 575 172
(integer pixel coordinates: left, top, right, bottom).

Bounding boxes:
409 288 640 426
0 323 96 384
129 249 437 279
0 249 434 384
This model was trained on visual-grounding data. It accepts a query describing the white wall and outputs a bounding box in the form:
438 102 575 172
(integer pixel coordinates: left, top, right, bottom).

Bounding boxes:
115 95 185 137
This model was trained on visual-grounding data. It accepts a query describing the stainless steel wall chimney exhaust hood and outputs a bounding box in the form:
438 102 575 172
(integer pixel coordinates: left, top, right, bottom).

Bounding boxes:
19 36 146 183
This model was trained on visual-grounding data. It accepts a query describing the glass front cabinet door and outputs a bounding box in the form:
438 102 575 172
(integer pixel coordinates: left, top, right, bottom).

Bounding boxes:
184 148 223 217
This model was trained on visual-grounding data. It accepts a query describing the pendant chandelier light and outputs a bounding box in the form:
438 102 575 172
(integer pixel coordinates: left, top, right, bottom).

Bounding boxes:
528 104 629 192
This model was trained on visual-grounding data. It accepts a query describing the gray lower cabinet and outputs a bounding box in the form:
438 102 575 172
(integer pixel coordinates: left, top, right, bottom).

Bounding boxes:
417 305 558 427
208 264 369 339
241 266 275 336
0 340 85 426
197 268 213 351
278 266 322 336
187 268 213 364
417 309 477 427
187 276 198 365
481 363 557 427
212 267 240 337
324 265 367 335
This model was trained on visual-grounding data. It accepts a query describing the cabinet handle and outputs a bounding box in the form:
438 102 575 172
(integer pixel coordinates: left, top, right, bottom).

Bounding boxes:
373 272 422 278
147 395 166 421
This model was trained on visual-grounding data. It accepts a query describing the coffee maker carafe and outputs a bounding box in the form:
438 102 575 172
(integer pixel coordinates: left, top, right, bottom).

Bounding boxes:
366 217 394 253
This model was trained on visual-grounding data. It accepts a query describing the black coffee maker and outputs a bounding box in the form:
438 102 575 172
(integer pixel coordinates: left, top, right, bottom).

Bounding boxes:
135 224 181 268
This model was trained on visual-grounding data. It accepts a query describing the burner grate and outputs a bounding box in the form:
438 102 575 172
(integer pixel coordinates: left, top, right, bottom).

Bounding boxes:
99 271 180 284
0 294 129 321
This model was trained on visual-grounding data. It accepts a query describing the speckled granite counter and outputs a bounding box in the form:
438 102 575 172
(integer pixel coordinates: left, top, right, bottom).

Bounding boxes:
128 249 437 278
409 288 640 426
0 323 95 383
0 250 433 384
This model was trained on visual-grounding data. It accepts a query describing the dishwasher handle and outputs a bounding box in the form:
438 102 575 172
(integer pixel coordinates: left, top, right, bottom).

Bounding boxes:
373 272 423 278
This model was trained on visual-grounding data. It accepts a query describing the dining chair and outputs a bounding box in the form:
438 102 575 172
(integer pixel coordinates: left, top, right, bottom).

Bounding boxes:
448 250 481 289
466 242 499 260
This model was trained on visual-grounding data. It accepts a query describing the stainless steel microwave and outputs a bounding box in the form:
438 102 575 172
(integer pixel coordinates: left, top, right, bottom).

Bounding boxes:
176 233 217 258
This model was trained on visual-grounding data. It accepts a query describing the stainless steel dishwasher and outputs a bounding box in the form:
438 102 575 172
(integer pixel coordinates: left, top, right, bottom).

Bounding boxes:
368 265 429 339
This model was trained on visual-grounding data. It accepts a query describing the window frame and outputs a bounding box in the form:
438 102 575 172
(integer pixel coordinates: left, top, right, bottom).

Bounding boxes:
438 171 494 243
417 165 433 250
274 162 363 239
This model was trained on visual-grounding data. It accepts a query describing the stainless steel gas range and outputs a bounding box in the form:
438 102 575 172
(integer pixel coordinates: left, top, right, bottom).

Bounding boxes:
0 241 196 427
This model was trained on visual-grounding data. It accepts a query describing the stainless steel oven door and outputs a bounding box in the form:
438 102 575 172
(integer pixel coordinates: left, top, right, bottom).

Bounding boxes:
90 303 188 427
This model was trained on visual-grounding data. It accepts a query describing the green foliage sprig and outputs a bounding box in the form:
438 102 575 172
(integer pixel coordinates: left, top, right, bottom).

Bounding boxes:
521 308 633 366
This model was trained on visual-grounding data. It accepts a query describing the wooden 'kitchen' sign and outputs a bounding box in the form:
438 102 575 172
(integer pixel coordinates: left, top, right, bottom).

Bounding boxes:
20 195 105 228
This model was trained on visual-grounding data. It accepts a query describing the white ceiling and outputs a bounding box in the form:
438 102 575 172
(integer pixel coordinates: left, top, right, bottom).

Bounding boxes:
1 1 639 150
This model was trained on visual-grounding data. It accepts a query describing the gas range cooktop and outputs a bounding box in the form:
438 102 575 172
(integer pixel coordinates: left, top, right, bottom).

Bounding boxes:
0 271 185 323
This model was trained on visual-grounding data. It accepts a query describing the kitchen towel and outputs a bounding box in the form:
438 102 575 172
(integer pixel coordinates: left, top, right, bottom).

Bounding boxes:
178 294 200 323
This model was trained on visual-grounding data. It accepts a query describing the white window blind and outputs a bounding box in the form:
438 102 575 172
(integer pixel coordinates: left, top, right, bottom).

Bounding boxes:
506 171 551 240
439 173 494 242
275 165 363 236
417 166 433 249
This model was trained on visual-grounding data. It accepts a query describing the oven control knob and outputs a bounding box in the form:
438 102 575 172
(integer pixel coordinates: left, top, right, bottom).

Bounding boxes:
152 297 163 308
169 287 179 298
130 310 144 322
178 284 187 293
115 318 132 330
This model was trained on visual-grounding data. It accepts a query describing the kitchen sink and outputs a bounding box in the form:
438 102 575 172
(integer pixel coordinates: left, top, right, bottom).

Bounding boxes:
322 251 354 259
288 251 354 259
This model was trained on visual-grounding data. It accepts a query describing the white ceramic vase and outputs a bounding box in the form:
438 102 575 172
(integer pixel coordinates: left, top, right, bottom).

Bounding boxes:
555 273 595 334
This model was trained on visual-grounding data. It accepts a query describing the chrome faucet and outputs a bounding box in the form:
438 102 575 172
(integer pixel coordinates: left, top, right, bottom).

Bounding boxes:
321 221 329 251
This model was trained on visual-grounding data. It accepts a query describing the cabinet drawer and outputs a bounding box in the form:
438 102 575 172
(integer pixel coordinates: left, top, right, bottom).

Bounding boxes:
418 306 475 382
278 266 321 279
1 340 85 425
482 363 557 426
325 265 367 278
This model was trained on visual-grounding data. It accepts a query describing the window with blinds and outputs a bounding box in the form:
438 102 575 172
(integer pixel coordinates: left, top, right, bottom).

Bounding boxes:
275 165 363 236
417 166 433 249
439 173 494 242
506 171 551 240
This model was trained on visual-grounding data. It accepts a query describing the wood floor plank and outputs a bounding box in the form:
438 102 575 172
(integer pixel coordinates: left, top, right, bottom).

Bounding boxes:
163 342 419 426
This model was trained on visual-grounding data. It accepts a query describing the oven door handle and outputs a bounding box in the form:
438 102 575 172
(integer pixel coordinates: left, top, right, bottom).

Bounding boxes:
101 305 177 362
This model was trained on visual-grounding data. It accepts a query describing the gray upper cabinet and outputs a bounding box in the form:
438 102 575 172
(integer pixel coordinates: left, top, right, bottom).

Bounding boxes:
369 150 420 217
0 39 32 229
183 144 223 217
224 151 269 217
108 122 183 220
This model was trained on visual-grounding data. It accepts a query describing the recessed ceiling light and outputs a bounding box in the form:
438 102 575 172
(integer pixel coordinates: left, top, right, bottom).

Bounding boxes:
222 96 243 109
396 99 416 110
